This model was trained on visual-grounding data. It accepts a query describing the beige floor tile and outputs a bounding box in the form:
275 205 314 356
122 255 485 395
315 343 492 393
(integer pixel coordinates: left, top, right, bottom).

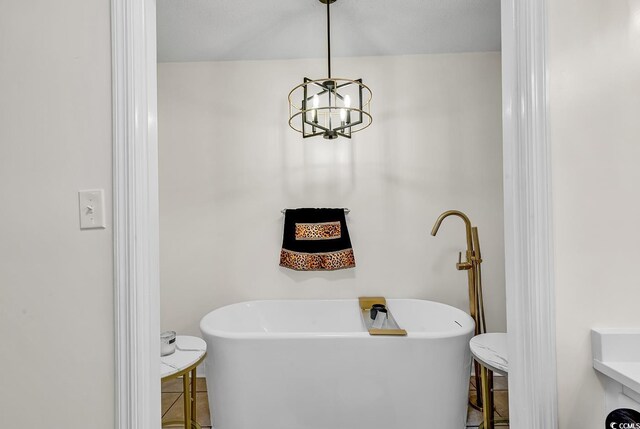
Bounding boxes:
469 392 483 410
196 391 212 428
466 406 509 427
162 391 211 428
162 393 182 426
494 375 508 391
466 387 509 428
162 377 207 393
161 392 181 417
161 378 183 393
494 391 509 419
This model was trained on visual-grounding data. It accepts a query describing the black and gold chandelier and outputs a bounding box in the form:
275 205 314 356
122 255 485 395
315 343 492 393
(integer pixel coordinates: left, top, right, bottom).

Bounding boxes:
288 0 372 139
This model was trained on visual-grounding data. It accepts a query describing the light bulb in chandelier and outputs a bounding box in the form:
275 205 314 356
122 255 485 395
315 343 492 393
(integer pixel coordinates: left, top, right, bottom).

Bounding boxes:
312 94 319 122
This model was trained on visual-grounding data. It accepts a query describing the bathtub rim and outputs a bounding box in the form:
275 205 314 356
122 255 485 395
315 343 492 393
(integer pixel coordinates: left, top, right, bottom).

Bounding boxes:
199 298 475 340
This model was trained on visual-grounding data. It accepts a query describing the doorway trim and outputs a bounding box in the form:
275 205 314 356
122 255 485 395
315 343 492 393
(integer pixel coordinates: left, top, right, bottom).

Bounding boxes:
500 0 558 427
112 0 161 427
111 0 558 427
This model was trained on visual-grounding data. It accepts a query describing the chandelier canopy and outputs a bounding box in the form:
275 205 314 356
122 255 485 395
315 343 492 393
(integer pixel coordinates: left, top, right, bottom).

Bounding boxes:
288 0 372 139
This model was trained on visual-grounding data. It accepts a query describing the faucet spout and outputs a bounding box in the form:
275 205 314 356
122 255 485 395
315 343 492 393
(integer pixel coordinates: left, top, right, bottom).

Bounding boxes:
430 209 486 410
431 209 486 326
430 210 474 255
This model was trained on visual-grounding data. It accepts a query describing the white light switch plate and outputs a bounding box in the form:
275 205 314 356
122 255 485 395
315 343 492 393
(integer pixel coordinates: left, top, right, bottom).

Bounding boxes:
78 189 106 229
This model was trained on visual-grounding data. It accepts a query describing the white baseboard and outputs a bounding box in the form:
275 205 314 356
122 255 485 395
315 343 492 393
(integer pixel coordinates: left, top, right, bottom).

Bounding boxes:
197 361 206 378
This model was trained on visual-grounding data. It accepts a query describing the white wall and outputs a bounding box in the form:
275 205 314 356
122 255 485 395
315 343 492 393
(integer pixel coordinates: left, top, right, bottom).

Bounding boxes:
0 1 114 427
550 1 640 427
158 53 505 337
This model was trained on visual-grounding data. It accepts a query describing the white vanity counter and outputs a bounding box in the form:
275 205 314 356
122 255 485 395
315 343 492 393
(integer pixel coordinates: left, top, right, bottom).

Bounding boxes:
592 328 640 407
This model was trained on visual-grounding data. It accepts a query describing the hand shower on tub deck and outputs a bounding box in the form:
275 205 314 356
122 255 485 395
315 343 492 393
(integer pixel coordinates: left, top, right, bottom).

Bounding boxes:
370 304 388 329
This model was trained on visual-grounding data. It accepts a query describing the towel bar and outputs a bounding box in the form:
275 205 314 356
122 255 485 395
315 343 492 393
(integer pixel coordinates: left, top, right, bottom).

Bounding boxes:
281 208 350 214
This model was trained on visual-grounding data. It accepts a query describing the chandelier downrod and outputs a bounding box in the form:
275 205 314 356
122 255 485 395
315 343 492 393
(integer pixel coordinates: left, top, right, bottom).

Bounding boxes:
326 0 331 78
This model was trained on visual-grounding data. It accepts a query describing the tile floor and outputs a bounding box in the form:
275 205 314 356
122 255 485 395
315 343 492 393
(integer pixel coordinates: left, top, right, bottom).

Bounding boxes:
161 375 509 428
162 377 212 428
466 375 510 428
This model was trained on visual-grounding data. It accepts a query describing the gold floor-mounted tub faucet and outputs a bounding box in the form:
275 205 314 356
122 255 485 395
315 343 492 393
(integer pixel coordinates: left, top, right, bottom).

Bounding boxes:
431 210 487 409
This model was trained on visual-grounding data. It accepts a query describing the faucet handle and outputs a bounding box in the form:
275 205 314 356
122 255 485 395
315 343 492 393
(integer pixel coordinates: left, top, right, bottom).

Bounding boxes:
456 251 472 271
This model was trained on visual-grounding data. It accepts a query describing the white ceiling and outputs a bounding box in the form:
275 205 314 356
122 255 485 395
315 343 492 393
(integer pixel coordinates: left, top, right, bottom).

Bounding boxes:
157 0 501 63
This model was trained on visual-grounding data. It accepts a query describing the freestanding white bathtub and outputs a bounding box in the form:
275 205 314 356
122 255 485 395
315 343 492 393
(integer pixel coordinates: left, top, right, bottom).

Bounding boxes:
200 299 474 429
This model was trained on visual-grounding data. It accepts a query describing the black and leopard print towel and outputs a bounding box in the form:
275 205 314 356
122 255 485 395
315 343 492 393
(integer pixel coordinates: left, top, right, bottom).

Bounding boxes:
279 208 355 271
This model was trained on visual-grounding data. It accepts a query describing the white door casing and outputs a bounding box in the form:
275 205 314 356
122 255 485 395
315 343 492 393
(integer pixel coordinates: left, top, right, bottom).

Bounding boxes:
112 0 161 427
111 0 558 427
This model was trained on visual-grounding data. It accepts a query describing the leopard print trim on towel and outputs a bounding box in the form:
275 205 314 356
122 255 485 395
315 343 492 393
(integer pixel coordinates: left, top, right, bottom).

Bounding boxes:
294 221 341 240
279 248 355 271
